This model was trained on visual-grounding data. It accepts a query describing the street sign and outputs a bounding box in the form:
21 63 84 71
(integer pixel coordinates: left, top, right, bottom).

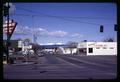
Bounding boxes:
3 19 17 38
3 22 16 27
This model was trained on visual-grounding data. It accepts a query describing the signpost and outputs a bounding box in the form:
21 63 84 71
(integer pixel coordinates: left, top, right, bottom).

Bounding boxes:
3 19 17 64
3 20 17 39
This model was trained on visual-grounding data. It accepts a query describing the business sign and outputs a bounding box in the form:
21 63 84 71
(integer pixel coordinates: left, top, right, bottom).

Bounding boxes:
88 42 108 49
3 19 17 39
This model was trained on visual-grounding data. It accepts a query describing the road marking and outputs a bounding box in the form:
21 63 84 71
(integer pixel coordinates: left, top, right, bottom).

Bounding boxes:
56 57 85 68
67 57 110 68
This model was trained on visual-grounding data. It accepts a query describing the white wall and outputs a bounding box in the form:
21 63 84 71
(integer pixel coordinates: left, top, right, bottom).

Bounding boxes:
18 40 22 48
63 48 77 54
63 48 71 54
86 42 117 55
72 48 77 54
18 40 33 52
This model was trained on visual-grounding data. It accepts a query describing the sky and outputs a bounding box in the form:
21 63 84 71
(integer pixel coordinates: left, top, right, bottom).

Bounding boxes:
3 3 117 45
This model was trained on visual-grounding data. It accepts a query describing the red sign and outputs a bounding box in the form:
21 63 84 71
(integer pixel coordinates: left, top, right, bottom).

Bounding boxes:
3 19 17 38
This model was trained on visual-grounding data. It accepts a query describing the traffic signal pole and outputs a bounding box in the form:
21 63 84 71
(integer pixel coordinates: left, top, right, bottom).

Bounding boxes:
6 3 10 64
3 2 17 64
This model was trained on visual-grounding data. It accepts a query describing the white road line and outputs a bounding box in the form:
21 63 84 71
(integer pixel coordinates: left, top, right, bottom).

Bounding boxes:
67 57 109 68
56 57 85 68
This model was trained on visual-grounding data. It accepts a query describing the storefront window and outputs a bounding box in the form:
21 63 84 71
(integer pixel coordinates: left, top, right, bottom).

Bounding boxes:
96 47 100 49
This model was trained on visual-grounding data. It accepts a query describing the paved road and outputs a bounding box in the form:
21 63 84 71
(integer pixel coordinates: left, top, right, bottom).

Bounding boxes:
3 54 117 79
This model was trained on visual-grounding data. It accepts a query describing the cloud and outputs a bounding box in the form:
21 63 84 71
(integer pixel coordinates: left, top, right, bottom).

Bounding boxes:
55 42 65 45
34 28 68 37
14 26 47 36
31 27 48 36
14 26 32 35
45 43 55 45
38 28 46 31
14 26 83 38
70 33 83 38
48 30 68 37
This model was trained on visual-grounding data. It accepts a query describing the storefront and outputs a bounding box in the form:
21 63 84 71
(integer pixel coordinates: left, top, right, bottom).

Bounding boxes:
78 42 117 55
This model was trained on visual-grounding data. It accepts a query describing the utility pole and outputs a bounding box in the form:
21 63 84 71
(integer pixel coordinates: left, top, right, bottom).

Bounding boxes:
32 15 39 68
32 15 37 44
33 32 37 44
3 2 17 64
32 15 34 43
5 2 10 64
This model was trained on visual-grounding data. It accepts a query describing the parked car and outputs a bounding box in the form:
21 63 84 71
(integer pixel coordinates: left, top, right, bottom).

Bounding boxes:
15 51 24 55
37 50 44 57
49 51 54 54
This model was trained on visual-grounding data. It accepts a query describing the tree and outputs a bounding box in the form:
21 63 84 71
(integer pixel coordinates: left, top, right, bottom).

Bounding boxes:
81 40 87 42
103 37 114 42
32 43 41 51
17 38 22 41
23 38 31 46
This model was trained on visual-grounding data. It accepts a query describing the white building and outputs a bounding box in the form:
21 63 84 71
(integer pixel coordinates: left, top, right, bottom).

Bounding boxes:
18 40 33 52
77 42 117 55
62 47 77 54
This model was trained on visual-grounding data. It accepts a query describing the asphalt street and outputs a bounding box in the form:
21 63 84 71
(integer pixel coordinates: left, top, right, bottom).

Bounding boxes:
3 54 117 79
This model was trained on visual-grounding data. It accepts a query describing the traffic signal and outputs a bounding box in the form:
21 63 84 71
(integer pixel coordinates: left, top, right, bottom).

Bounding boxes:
114 24 117 31
100 25 104 33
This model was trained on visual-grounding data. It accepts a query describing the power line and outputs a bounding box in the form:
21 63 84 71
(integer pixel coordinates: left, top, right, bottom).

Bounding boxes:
16 6 116 20
11 13 100 25
11 13 115 26
57 17 116 20
12 7 116 26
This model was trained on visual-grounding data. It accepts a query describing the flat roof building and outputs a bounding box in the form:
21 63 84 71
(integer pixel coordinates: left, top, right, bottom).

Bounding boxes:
77 42 117 55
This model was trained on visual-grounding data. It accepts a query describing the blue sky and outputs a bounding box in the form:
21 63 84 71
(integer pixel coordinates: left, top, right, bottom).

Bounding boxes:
3 3 117 45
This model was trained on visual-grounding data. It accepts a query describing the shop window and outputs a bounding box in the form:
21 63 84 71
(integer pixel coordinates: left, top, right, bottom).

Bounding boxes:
96 47 100 49
89 48 93 53
110 47 114 49
103 47 107 49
